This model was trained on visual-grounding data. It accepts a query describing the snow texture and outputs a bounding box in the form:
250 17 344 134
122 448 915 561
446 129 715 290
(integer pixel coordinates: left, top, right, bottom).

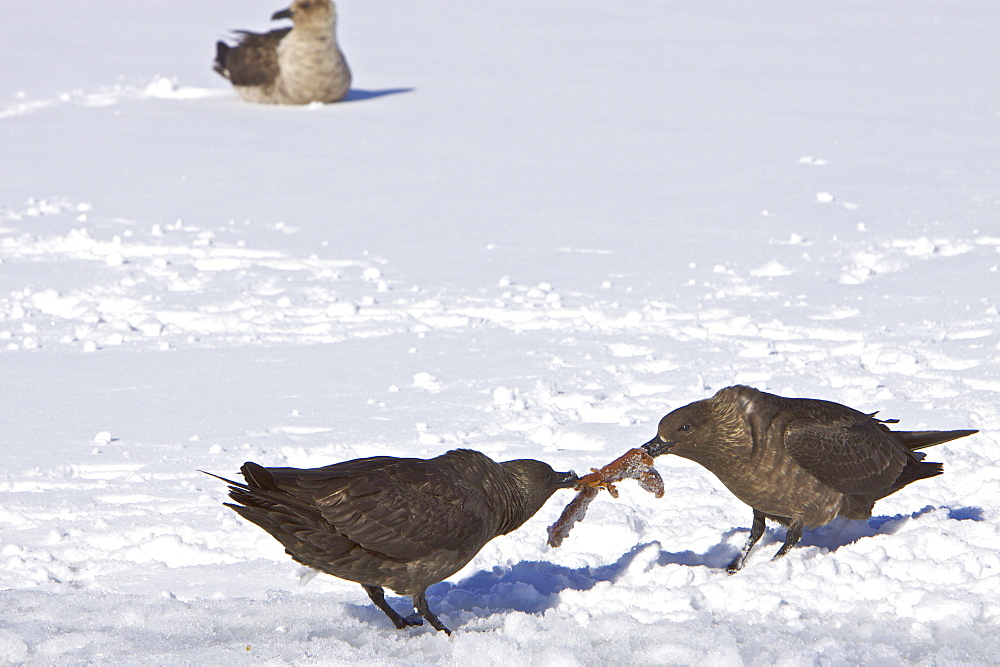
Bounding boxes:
2 0 999 664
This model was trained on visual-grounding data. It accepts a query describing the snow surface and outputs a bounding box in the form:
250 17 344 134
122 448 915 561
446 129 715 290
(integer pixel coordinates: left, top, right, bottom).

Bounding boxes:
2 0 1000 664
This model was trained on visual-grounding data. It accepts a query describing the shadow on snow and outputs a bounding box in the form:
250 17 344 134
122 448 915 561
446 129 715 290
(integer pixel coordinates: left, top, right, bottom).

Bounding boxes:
342 87 414 102
694 504 984 564
429 543 652 619
348 504 980 632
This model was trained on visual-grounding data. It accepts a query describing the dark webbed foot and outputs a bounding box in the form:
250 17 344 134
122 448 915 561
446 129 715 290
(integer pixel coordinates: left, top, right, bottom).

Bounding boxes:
363 585 423 630
413 591 451 635
727 509 767 573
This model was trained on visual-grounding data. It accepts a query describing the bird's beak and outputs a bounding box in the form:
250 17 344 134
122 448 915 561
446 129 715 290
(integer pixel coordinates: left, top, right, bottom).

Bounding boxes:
272 7 293 20
641 434 673 458
555 470 579 489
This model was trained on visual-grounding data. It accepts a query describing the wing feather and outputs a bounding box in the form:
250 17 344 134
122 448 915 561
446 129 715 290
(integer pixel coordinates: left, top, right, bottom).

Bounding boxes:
783 408 910 495
264 456 490 560
219 28 290 86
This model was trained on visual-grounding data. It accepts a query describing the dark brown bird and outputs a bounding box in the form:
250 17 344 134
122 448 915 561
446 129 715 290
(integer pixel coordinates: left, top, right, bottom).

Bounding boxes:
641 385 976 572
206 449 577 634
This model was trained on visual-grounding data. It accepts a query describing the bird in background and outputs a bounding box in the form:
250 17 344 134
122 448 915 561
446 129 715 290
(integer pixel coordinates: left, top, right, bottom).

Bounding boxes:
642 385 977 572
213 0 351 104
205 449 577 634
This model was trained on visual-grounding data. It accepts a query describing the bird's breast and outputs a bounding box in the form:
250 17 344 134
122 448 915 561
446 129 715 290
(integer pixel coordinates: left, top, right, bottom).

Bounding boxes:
694 439 844 527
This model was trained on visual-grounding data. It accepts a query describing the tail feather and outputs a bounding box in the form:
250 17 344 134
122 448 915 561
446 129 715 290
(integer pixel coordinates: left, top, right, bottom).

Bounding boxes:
863 460 945 502
213 41 230 79
891 461 944 491
240 461 278 490
898 429 977 451
201 465 320 524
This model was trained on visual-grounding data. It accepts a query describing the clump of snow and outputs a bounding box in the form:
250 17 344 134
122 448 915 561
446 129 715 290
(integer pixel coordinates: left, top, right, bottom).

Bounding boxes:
413 372 443 392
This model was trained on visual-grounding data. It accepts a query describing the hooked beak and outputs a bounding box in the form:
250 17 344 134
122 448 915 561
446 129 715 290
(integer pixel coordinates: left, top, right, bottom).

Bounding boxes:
272 7 293 21
554 470 579 489
641 434 674 458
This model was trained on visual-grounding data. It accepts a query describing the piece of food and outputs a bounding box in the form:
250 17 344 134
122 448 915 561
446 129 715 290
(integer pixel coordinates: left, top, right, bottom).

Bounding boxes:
546 485 599 548
547 448 663 547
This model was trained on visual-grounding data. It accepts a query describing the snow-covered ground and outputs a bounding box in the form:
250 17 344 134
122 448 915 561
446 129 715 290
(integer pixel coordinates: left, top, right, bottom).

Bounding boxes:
2 0 999 663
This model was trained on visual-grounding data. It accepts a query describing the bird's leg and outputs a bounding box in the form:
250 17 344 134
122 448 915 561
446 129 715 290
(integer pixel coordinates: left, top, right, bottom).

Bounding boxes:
727 509 767 573
362 584 422 630
412 591 451 635
772 520 803 560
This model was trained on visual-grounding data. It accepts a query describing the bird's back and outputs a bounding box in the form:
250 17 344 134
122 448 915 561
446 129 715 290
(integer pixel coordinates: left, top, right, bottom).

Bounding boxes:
224 451 507 594
214 29 290 87
694 386 975 527
737 387 970 522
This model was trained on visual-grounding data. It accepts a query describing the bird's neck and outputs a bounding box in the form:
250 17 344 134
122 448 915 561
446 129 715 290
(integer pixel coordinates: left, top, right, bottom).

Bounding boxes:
491 472 547 536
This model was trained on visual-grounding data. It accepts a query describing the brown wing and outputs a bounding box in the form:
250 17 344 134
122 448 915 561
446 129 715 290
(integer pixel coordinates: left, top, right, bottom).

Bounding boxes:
781 401 911 496
218 28 290 87
265 456 491 560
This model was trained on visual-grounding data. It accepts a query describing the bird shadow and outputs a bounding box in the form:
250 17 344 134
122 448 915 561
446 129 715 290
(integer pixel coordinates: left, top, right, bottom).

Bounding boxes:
603 504 987 577
804 504 983 551
654 540 740 570
342 87 414 102
426 543 653 620
717 504 984 558
336 505 983 633
328 543 663 633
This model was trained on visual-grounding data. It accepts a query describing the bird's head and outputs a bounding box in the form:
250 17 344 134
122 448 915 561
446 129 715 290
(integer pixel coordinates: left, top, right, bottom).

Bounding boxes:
272 0 335 26
641 388 750 464
504 459 579 490
641 400 713 459
496 459 578 534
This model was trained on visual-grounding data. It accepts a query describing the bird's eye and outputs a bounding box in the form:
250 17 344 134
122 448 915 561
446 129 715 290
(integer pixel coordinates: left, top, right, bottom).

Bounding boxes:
678 424 691 432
